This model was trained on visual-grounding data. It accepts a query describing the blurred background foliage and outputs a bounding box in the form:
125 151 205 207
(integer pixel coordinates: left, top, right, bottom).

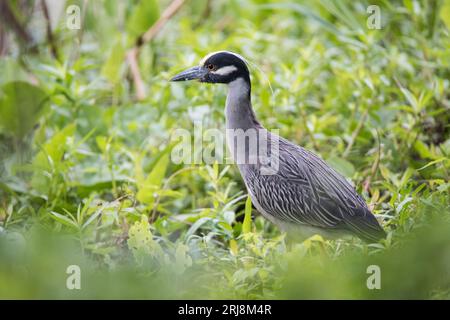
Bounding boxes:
0 0 449 299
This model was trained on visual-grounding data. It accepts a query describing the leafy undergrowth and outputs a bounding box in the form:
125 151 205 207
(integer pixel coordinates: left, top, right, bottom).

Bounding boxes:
0 0 449 298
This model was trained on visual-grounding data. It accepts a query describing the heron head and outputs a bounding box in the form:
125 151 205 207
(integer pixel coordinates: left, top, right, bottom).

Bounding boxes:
170 51 250 84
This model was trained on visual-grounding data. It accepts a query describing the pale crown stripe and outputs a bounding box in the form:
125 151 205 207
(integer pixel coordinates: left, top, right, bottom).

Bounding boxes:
199 51 247 65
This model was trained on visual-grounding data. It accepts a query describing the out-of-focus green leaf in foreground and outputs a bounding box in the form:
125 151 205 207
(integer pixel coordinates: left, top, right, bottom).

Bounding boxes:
0 199 448 299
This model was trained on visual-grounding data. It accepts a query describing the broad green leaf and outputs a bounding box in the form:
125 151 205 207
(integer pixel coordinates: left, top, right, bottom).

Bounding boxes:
30 124 75 192
0 81 48 139
414 140 434 160
326 156 355 177
219 221 233 233
96 136 108 153
101 40 126 84
136 152 170 205
0 58 28 85
440 0 450 29
32 124 75 170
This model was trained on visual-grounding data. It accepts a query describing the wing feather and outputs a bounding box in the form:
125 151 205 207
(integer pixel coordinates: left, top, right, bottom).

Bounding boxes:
242 135 385 242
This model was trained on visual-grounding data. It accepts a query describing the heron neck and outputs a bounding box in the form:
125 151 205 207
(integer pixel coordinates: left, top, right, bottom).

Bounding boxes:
225 78 261 130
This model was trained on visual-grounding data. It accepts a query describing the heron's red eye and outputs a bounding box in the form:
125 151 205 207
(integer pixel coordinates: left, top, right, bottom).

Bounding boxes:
207 64 214 70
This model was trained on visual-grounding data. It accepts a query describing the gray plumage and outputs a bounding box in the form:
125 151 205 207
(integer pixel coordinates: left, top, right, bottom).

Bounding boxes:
171 51 386 242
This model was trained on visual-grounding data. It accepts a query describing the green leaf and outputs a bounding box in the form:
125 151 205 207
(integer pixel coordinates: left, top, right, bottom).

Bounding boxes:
185 217 212 239
399 86 419 113
440 0 450 30
126 0 160 39
417 157 449 171
414 140 434 160
0 81 48 139
82 205 104 231
32 124 75 170
95 136 108 153
49 211 79 230
326 156 355 177
136 152 170 205
399 167 414 188
101 40 126 84
30 124 76 193
0 58 29 85
229 239 238 256
242 196 253 234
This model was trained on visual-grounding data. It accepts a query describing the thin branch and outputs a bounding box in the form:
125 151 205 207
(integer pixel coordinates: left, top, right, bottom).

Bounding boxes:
127 0 186 100
0 1 35 49
140 0 186 45
0 23 7 56
69 0 89 65
78 0 89 44
126 47 146 101
41 0 59 61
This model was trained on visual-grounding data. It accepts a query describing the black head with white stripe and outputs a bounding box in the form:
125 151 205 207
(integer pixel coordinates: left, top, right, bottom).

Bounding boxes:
170 51 250 85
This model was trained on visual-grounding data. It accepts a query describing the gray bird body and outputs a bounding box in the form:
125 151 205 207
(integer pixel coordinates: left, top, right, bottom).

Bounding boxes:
225 78 385 242
171 51 386 242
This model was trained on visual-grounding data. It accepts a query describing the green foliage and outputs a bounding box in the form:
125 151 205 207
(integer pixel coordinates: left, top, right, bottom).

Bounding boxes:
136 151 170 206
31 124 75 195
128 215 164 265
101 41 126 84
127 0 160 39
0 0 449 299
0 82 48 139
242 195 253 234
440 0 450 29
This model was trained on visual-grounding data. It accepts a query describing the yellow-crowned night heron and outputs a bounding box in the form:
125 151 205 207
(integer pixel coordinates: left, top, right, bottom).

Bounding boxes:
171 51 386 242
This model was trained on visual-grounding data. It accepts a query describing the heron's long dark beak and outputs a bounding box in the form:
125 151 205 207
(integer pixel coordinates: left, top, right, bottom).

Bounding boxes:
170 66 207 82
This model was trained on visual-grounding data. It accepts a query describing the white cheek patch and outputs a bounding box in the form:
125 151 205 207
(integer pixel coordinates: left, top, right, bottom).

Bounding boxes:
211 65 238 76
